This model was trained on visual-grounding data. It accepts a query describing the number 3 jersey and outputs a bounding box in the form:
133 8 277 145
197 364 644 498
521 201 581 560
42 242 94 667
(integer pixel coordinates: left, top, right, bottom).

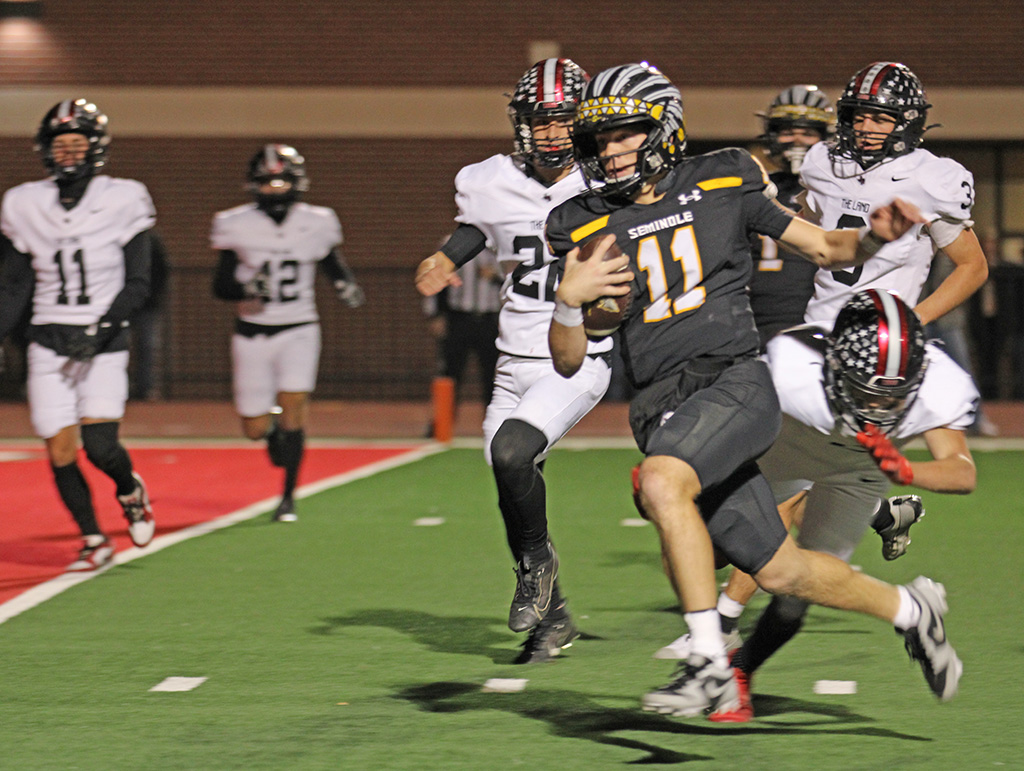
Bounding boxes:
546 148 794 390
210 202 342 326
799 141 975 324
0 175 155 326
453 154 610 357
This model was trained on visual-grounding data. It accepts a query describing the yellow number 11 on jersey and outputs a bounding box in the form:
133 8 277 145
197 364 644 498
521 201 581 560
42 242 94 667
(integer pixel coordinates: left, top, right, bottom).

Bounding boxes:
637 225 706 323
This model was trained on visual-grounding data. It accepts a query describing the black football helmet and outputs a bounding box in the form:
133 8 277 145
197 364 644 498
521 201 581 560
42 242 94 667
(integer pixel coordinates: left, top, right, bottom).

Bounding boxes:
824 289 927 434
833 62 931 169
508 57 589 169
35 99 111 181
247 144 309 216
758 84 835 172
573 62 686 199
246 143 310 194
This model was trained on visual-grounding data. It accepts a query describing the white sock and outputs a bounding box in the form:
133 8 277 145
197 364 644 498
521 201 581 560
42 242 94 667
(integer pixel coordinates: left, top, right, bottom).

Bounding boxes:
892 585 922 630
684 609 727 667
717 593 746 620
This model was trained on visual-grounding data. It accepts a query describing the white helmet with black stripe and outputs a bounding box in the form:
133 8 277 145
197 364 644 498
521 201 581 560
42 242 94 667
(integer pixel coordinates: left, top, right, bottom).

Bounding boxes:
572 62 686 199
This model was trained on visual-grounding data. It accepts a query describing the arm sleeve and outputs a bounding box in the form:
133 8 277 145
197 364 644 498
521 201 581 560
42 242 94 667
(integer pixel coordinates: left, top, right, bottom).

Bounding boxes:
213 250 247 300
439 223 488 267
318 247 358 284
100 229 152 326
0 238 34 342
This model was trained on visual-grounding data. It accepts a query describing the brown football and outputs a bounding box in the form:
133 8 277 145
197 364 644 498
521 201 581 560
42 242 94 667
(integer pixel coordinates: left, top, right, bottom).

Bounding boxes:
578 235 631 338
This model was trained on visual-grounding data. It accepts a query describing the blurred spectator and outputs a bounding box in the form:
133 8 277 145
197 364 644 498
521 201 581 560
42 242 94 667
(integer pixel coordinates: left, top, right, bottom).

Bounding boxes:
129 230 169 400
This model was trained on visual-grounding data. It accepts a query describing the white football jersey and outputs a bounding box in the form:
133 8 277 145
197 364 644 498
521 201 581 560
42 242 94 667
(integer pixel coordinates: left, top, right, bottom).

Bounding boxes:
454 155 611 357
764 329 978 467
1 176 156 326
211 202 342 325
799 142 975 324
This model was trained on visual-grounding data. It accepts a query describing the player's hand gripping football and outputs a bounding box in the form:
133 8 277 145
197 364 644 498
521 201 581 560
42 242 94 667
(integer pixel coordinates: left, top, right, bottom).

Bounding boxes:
857 423 915 485
415 252 461 297
869 197 927 242
556 234 633 310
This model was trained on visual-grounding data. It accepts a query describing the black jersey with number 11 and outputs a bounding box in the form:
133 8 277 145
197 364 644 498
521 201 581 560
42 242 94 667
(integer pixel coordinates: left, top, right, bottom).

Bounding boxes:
546 148 795 389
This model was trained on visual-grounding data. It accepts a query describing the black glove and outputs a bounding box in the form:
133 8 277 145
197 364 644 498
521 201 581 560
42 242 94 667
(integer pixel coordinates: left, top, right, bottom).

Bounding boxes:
64 322 118 361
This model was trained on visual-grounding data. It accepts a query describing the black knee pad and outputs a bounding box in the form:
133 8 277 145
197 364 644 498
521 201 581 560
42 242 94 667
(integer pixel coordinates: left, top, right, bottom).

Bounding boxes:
81 422 124 469
490 419 547 478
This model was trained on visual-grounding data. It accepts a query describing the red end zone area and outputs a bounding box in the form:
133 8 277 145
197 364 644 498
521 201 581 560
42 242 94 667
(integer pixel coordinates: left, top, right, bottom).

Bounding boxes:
0 444 420 607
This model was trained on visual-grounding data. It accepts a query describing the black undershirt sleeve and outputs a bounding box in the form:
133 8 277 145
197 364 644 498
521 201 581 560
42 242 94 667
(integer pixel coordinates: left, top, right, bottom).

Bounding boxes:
318 248 358 284
212 249 247 300
439 223 488 267
0 237 34 342
100 229 152 326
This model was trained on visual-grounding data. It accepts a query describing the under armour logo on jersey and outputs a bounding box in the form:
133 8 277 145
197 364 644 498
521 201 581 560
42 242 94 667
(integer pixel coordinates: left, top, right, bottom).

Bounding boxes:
677 189 702 205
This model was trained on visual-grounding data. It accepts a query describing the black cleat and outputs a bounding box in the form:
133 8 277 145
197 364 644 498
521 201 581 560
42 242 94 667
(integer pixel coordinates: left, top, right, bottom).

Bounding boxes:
508 542 559 632
514 608 579 664
272 496 297 523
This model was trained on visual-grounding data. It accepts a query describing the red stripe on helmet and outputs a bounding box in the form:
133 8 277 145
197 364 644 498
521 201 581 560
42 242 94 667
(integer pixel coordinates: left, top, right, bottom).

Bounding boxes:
535 59 566 108
894 293 911 377
866 289 890 377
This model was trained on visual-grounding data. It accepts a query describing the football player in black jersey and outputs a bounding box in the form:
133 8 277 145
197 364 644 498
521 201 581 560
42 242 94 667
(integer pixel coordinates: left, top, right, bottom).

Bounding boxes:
748 85 834 347
546 63 960 719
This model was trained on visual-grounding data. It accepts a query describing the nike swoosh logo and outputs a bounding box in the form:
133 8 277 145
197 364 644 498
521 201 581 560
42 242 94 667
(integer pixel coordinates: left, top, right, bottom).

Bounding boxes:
926 607 945 644
891 176 908 182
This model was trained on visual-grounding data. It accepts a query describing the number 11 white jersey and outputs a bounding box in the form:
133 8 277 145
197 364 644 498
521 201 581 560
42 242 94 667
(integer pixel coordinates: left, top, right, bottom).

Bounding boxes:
454 154 611 357
799 142 974 324
1 175 156 326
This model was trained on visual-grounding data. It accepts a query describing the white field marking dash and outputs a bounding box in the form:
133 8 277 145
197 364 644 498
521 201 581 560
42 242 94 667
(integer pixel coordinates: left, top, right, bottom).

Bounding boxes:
620 518 649 527
0 444 445 627
150 676 208 692
482 678 527 693
814 680 857 695
414 517 445 526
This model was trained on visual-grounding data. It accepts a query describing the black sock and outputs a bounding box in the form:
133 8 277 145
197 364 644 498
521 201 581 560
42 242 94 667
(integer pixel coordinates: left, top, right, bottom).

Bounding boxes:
720 614 739 635
52 462 101 536
81 422 135 495
266 421 286 467
733 595 806 675
279 428 304 498
870 498 894 532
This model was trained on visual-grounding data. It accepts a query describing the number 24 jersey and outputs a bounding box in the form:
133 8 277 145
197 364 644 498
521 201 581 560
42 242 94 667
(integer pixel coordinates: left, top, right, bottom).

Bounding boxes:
1 175 155 326
546 148 794 389
453 154 611 357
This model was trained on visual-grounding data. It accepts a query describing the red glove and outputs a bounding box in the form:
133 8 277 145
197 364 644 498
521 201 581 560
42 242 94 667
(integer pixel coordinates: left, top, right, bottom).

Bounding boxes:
856 424 914 485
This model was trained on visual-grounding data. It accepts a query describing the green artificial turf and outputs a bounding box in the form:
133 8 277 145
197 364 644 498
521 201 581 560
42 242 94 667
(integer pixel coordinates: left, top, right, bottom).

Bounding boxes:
0 448 1021 770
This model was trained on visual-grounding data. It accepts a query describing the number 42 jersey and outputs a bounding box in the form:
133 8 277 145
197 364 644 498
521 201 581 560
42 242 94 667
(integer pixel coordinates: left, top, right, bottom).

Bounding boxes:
546 148 794 390
211 202 342 326
1 175 155 326
453 154 611 357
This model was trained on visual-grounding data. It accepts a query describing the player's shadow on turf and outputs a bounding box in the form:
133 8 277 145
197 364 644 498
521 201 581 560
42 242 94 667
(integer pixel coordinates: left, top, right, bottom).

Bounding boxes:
396 681 931 765
310 609 601 665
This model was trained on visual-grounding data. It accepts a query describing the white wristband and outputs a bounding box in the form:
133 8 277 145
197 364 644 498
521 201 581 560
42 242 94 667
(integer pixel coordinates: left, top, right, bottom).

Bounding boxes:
553 298 584 327
857 225 888 258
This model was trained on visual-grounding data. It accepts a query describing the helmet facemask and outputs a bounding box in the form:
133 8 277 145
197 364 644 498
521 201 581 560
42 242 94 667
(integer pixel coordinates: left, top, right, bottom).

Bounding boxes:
574 63 686 200
508 58 588 171
831 63 930 170
36 99 111 182
759 86 835 174
247 144 309 217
